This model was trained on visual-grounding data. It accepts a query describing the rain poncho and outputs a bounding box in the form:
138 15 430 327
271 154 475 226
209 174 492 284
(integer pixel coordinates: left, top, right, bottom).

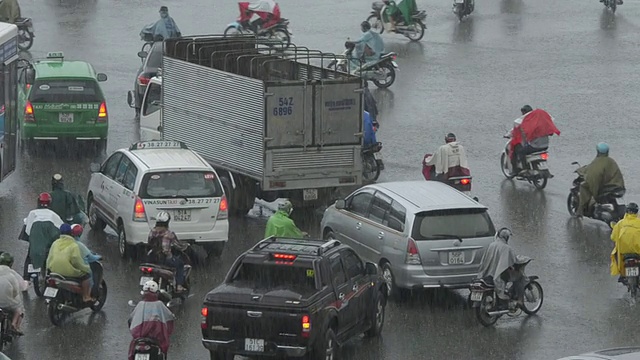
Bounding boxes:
577 155 625 216
610 213 640 276
75 236 100 286
0 0 21 24
509 109 560 159
47 235 90 278
140 15 181 41
351 30 385 66
0 265 28 311
264 210 304 238
363 86 378 123
24 208 63 269
363 111 377 147
50 182 82 222
477 237 517 299
128 293 175 359
248 0 277 13
424 142 470 178
384 0 418 25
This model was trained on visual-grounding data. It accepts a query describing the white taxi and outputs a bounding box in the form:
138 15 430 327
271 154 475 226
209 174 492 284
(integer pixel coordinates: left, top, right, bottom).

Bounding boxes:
86 140 229 259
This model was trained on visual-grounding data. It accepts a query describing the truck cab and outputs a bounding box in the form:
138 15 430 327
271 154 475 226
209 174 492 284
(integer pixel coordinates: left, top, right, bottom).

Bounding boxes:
137 76 162 141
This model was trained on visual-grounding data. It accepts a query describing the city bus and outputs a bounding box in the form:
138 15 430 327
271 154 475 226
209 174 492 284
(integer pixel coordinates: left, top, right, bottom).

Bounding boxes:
0 22 18 183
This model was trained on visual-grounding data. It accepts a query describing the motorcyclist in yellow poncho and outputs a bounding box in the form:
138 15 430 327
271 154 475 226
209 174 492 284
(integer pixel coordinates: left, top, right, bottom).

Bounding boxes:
610 203 640 281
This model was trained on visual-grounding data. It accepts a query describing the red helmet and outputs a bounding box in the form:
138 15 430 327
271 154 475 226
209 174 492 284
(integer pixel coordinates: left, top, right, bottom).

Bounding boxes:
71 224 83 237
38 192 52 207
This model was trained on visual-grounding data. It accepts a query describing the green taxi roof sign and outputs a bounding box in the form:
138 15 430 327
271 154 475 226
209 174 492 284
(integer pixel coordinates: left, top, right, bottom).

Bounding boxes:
129 141 188 151
46 52 64 59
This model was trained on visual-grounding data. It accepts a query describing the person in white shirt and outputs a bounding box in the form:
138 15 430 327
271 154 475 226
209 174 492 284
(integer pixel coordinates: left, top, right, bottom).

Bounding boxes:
424 133 470 181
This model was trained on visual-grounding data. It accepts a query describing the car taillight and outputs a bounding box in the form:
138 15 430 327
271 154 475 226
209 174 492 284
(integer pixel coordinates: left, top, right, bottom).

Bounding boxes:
201 307 209 329
140 267 153 273
24 101 35 123
97 102 108 122
540 153 549 160
405 237 422 265
301 314 311 338
133 196 147 222
217 196 228 220
460 178 470 185
138 75 150 86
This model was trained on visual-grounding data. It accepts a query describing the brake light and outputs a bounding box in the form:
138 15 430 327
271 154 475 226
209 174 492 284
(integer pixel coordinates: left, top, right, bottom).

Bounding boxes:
26 84 31 90
540 153 549 160
140 267 153 273
392 54 397 60
217 196 228 220
138 75 150 86
133 196 147 222
405 238 422 265
201 307 209 329
460 178 470 185
24 101 35 123
273 253 296 260
301 315 311 338
97 101 108 122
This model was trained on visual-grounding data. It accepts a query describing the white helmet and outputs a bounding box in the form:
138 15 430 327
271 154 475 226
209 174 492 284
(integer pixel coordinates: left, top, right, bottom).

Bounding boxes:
142 280 159 293
156 211 171 223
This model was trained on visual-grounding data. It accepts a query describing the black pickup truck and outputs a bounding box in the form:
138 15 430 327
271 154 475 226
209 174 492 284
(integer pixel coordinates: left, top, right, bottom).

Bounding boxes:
201 237 387 360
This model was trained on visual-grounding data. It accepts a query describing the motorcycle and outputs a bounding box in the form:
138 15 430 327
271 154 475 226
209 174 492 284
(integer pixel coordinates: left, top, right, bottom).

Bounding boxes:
421 154 472 195
327 44 398 89
18 223 47 297
620 254 640 299
603 0 620 13
567 161 626 223
367 1 427 41
130 337 166 360
362 142 384 182
500 133 552 190
452 0 474 21
469 256 544 327
44 261 107 326
223 2 292 49
0 308 18 351
138 250 193 307
16 18 35 51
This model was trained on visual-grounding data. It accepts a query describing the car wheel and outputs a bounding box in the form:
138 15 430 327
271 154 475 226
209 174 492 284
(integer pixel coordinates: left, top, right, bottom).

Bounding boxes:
364 290 386 337
382 262 408 300
314 327 338 360
117 223 133 259
88 197 107 231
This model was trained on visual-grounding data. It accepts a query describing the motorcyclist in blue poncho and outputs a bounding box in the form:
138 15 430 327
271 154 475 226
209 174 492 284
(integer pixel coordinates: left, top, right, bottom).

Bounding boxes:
346 21 384 70
140 6 182 41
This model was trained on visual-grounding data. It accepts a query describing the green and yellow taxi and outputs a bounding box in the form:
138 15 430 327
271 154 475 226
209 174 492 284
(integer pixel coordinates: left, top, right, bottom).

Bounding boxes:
19 51 109 146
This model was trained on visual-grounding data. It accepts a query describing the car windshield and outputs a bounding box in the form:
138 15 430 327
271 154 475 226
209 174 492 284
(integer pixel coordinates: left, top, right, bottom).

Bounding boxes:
30 80 102 103
230 262 317 298
412 208 495 240
140 171 223 199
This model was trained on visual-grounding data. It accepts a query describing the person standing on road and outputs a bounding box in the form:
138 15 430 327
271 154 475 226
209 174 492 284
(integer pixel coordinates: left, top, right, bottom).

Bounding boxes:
610 203 640 282
264 200 306 238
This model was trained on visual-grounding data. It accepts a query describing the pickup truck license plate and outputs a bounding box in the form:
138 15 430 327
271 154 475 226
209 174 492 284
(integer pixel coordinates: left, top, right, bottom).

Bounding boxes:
134 355 150 360
139 276 153 285
59 113 74 123
303 189 318 201
626 267 639 277
244 338 265 352
448 251 464 265
44 287 58 298
174 209 191 221
470 291 483 301
27 264 41 273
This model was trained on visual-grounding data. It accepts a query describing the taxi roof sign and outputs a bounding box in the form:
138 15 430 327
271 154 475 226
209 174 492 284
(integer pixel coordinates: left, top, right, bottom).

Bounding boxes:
46 52 64 59
129 141 188 151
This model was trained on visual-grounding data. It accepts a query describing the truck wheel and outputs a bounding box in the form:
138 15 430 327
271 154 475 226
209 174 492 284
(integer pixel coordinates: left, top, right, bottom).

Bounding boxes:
364 290 386 337
314 328 338 360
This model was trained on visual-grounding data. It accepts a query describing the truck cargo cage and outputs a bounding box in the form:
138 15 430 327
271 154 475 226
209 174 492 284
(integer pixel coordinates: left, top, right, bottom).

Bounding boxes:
251 236 342 256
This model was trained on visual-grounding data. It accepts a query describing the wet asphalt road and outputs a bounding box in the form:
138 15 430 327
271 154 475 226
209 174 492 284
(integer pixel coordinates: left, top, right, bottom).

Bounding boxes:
1 0 640 359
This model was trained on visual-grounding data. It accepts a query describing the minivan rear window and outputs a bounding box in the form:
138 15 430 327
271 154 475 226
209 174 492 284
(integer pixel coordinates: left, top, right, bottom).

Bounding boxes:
412 208 495 240
231 262 317 297
139 171 223 199
30 80 102 103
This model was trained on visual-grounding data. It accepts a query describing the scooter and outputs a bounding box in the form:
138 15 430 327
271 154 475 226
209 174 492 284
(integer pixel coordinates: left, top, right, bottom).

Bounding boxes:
18 223 47 297
500 133 552 190
16 18 35 51
130 338 166 360
367 1 427 41
452 0 474 21
327 44 398 89
566 161 626 223
422 153 472 196
603 0 621 13
362 142 384 182
138 250 193 307
0 308 19 351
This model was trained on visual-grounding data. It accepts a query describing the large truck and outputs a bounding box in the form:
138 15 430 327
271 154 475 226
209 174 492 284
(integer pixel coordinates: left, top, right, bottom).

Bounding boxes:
159 35 364 214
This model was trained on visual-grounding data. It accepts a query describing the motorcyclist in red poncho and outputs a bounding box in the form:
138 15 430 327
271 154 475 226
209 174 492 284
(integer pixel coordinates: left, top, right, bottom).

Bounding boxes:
509 106 560 175
128 280 175 360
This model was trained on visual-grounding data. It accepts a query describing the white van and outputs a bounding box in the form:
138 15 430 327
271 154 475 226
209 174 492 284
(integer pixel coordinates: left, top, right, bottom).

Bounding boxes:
138 76 162 141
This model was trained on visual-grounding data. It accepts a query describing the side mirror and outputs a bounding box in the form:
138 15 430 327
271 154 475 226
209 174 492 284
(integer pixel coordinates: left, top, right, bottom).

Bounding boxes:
365 262 378 275
97 73 107 82
25 68 35 85
90 163 101 173
335 199 346 210
137 51 148 59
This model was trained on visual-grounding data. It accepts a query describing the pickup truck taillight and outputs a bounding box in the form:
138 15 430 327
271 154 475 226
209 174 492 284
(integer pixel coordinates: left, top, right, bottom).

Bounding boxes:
301 314 311 338
201 307 208 330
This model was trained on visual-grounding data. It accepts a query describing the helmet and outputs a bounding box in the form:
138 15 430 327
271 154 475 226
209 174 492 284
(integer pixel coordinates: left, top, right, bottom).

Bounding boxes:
445 133 456 143
38 192 52 208
60 223 73 235
71 224 83 237
596 142 610 155
496 227 512 242
142 280 159 293
156 211 171 224
278 200 293 215
627 203 639 214
521 105 533 115
0 253 13 267
360 21 371 31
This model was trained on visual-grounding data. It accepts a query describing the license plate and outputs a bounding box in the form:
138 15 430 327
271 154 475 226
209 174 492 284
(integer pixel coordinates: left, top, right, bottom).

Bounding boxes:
537 162 548 169
627 267 639 277
470 291 483 301
27 264 40 273
374 152 382 160
455 0 465 3
391 61 399 68
59 113 74 123
139 276 153 285
244 338 265 352
448 251 465 265
303 189 318 201
134 355 150 360
44 287 58 298
174 209 191 222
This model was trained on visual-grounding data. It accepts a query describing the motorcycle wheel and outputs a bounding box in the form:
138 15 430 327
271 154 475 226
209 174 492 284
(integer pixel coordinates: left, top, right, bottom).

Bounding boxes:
372 64 396 89
223 25 242 37
367 14 384 34
47 302 65 327
474 294 498 327
532 175 548 190
406 20 426 41
567 192 579 216
268 29 291 49
521 280 544 315
629 277 638 299
33 267 47 297
611 0 617 13
90 279 108 312
362 154 381 182
500 153 516 180
456 5 465 21
18 29 33 51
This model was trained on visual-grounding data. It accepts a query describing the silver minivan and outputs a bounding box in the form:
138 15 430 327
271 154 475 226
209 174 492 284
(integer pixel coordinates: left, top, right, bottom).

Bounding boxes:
320 180 496 297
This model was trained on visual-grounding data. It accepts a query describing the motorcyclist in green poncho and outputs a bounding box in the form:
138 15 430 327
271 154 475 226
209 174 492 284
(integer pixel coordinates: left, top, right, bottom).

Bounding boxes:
346 21 385 71
22 193 63 281
384 0 418 31
50 174 88 225
264 200 307 238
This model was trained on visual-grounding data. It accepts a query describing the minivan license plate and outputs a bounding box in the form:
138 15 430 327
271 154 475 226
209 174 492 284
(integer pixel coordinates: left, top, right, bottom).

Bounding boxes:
134 354 150 360
627 267 639 277
448 251 465 265
59 113 74 123
174 209 191 221
303 189 318 201
470 291 483 301
244 338 265 352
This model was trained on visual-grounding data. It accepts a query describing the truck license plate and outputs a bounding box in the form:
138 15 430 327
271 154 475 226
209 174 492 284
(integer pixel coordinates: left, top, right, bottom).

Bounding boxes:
134 355 150 360
244 338 265 352
627 267 639 277
44 287 58 298
303 189 318 201
174 209 191 221
140 276 153 285
27 264 41 273
470 291 483 301
448 251 465 265
59 113 74 123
